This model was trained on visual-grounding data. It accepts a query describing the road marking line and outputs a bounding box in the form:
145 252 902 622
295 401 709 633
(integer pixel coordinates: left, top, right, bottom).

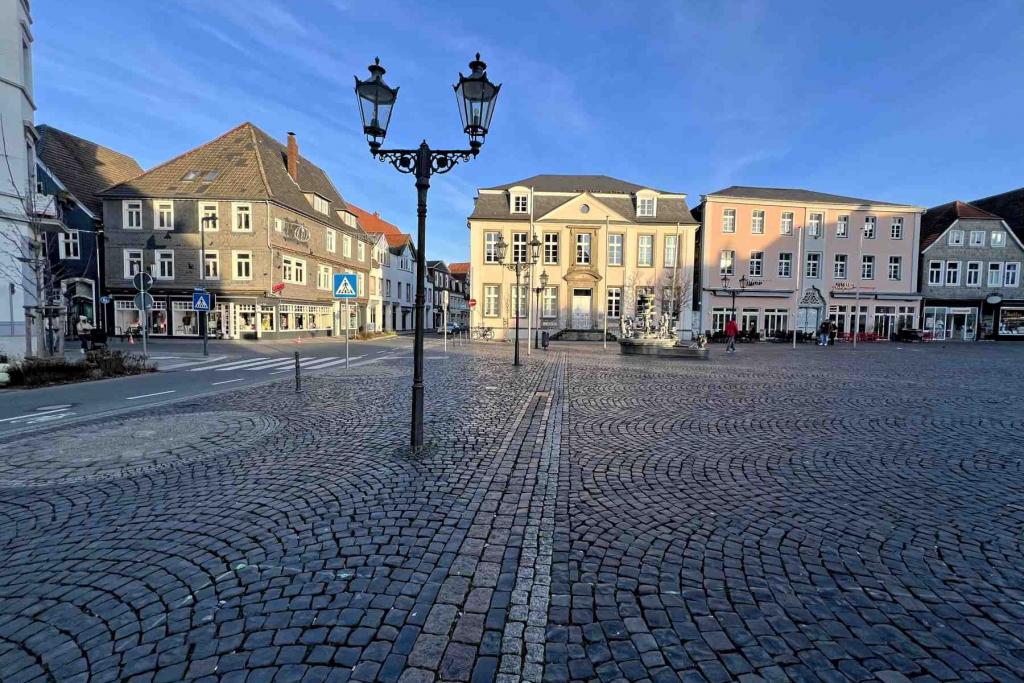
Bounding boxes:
299 356 342 369
160 355 228 370
304 357 355 370
125 390 176 401
25 412 76 424
0 407 70 423
190 357 284 371
220 357 295 371
211 378 244 385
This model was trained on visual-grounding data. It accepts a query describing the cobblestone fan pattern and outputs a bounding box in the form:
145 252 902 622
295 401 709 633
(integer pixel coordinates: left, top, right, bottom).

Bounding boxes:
0 342 1022 683
549 344 1024 683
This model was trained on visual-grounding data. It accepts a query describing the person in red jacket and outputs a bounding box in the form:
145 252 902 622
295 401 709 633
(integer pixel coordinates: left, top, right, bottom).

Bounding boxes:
724 318 739 353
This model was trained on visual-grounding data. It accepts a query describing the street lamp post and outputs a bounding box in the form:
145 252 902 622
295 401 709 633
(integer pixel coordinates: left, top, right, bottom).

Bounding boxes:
200 215 216 356
534 269 549 349
720 273 749 321
494 234 541 365
355 54 500 452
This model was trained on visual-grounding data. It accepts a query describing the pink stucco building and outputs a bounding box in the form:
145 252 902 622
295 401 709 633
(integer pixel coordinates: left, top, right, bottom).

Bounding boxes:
696 187 925 340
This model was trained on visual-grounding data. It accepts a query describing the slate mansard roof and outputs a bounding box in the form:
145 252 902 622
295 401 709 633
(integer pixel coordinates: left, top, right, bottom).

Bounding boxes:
472 174 698 224
100 122 367 238
36 125 143 217
969 187 1024 245
704 186 920 208
920 200 1004 250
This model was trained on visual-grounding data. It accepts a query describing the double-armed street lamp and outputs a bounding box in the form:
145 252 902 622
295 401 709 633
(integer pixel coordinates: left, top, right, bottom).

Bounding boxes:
533 269 549 349
492 233 541 366
355 54 500 452
720 273 750 321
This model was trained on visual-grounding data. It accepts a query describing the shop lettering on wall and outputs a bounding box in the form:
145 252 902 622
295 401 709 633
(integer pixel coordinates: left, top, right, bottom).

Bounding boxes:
833 281 856 291
282 221 310 244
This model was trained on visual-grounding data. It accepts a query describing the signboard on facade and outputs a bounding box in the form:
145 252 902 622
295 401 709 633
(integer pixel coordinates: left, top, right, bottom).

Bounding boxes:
282 221 310 244
833 281 856 291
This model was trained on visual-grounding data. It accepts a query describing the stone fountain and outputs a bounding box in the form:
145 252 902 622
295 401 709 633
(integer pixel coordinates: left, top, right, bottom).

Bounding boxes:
618 292 709 359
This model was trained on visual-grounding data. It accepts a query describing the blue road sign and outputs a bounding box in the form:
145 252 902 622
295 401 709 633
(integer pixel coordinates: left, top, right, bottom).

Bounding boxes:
333 273 358 299
193 290 212 311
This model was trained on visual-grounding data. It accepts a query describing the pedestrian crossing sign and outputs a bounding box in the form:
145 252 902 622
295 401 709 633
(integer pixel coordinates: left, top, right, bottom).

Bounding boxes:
333 273 358 299
192 291 212 311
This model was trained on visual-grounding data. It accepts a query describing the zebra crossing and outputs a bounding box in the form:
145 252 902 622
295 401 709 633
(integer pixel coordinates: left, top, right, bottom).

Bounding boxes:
158 354 364 374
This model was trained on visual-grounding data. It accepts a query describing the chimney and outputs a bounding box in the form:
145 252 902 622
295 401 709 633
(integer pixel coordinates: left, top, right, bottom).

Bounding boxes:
286 132 298 182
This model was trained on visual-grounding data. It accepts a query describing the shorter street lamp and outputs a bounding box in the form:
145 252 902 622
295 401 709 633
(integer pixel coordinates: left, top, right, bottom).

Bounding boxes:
494 233 541 365
533 269 549 349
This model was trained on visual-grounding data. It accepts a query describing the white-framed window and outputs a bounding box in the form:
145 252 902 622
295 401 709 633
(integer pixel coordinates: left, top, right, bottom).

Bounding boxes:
608 234 623 266
204 251 220 280
326 229 336 253
123 249 143 277
863 216 876 239
888 256 902 280
233 251 252 280
606 287 621 318
749 251 763 277
484 231 501 263
834 254 847 280
988 262 1003 287
233 203 252 232
274 218 284 233
512 194 529 214
59 230 80 259
511 285 528 317
342 234 352 258
637 196 656 217
751 210 765 234
720 249 735 276
154 249 174 279
722 208 736 233
317 264 332 290
483 284 499 317
576 233 591 265
638 235 654 267
1006 262 1020 287
945 260 960 286
778 252 792 278
543 286 558 318
357 273 365 296
805 252 821 278
890 217 903 240
124 200 142 229
928 260 944 286
969 230 985 247
311 194 330 215
512 232 528 263
948 229 964 246
664 235 678 267
991 231 1006 247
358 242 366 261
199 202 219 231
808 213 823 238
836 215 849 238
966 261 981 287
861 255 875 280
282 256 306 284
780 212 794 235
155 201 174 230
544 233 559 264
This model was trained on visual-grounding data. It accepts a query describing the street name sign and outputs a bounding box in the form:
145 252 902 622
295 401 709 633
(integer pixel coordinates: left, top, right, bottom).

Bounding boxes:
333 273 358 299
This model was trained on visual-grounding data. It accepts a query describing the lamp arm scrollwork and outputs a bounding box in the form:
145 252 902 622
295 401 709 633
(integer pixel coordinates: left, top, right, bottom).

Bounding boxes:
372 148 478 177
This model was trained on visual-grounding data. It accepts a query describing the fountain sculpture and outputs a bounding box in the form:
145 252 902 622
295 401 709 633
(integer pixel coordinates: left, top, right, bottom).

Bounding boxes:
617 292 709 359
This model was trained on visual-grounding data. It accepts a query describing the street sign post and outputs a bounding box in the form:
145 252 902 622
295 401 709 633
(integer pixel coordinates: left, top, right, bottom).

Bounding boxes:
193 288 213 356
132 272 154 358
333 273 358 368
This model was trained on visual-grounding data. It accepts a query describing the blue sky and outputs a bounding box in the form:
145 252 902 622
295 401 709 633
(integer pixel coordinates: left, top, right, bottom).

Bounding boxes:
34 0 1024 262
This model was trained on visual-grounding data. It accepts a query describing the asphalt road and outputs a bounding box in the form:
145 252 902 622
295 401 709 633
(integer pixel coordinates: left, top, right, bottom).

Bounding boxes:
0 332 475 438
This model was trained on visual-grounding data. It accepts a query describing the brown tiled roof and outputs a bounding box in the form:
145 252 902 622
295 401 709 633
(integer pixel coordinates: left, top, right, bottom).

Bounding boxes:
969 187 1024 245
706 186 913 208
920 200 1004 250
347 203 414 252
100 122 367 238
36 125 143 217
448 262 470 275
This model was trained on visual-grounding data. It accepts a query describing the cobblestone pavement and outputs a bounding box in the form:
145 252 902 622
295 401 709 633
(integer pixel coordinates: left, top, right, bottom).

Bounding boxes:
0 342 1022 682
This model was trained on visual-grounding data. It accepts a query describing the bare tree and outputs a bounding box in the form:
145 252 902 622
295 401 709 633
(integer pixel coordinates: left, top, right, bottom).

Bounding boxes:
660 267 693 318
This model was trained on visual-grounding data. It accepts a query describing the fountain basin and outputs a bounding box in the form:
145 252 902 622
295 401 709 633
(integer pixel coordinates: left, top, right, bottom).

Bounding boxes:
618 338 710 359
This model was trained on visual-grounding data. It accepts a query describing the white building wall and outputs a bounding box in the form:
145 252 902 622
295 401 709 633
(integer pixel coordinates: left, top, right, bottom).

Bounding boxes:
0 0 35 344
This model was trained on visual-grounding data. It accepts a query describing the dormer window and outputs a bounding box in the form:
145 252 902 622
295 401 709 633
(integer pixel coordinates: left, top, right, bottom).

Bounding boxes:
512 193 529 214
637 195 656 217
308 194 330 215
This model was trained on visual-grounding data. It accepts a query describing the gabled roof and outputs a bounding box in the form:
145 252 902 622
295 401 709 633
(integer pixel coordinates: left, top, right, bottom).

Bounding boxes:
920 200 1004 250
100 122 366 237
347 203 415 252
484 174 672 194
427 260 449 273
37 125 143 217
448 262 470 275
970 187 1024 245
705 186 913 208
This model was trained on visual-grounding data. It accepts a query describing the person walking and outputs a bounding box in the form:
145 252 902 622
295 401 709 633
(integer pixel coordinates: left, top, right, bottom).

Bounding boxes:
725 317 738 353
817 320 829 346
76 315 93 354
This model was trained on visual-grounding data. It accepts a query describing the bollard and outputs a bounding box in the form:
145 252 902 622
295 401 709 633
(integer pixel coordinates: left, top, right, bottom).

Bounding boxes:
294 351 300 392
542 331 550 349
